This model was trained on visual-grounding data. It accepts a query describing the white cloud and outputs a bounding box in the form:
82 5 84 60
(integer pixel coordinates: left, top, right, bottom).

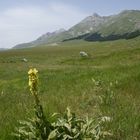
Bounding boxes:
0 3 88 48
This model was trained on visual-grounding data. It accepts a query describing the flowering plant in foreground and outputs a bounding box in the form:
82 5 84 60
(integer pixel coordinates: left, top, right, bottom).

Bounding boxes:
13 68 52 139
13 68 112 140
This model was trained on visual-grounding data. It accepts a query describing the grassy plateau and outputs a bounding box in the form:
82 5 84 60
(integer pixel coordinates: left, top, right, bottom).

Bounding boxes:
0 37 140 139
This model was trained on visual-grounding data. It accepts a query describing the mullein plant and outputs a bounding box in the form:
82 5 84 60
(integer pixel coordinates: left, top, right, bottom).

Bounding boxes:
28 68 52 139
13 68 112 140
13 68 52 139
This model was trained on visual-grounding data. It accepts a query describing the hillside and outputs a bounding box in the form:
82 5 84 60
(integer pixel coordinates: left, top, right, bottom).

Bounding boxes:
13 10 140 49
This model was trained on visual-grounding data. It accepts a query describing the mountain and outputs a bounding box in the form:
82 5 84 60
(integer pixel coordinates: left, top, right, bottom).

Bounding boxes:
13 10 140 49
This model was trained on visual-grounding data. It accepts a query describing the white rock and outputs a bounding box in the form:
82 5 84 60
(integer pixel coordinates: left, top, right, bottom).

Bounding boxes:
80 51 88 57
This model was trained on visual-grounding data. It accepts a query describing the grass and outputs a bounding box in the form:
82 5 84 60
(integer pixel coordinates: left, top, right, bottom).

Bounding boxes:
0 37 140 139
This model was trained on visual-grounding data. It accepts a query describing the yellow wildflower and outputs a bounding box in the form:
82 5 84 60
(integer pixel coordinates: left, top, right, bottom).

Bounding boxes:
28 68 38 75
28 68 38 95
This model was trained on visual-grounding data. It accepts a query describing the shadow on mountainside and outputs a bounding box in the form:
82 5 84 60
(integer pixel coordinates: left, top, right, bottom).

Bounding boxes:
63 30 140 42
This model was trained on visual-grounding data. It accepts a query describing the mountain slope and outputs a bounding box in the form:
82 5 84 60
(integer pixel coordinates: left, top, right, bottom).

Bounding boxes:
99 10 140 35
14 28 66 48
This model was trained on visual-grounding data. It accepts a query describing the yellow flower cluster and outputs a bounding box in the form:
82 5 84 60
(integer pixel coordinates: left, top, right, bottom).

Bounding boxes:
28 68 38 95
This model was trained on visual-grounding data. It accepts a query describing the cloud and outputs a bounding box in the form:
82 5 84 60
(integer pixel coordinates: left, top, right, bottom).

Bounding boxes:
0 3 88 48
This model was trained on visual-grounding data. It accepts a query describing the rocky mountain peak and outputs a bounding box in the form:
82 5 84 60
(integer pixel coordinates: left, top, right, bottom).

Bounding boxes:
92 13 101 17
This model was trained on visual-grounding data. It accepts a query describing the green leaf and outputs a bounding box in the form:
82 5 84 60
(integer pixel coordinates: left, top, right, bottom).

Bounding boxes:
48 129 57 140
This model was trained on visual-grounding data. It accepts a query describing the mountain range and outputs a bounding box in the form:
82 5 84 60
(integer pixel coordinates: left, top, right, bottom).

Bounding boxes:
14 10 140 49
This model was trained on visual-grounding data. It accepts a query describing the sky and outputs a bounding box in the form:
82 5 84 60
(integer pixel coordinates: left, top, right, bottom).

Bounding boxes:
0 0 140 48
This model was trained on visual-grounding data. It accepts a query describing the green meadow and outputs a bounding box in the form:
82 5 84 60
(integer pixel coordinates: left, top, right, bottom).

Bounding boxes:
0 37 140 139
